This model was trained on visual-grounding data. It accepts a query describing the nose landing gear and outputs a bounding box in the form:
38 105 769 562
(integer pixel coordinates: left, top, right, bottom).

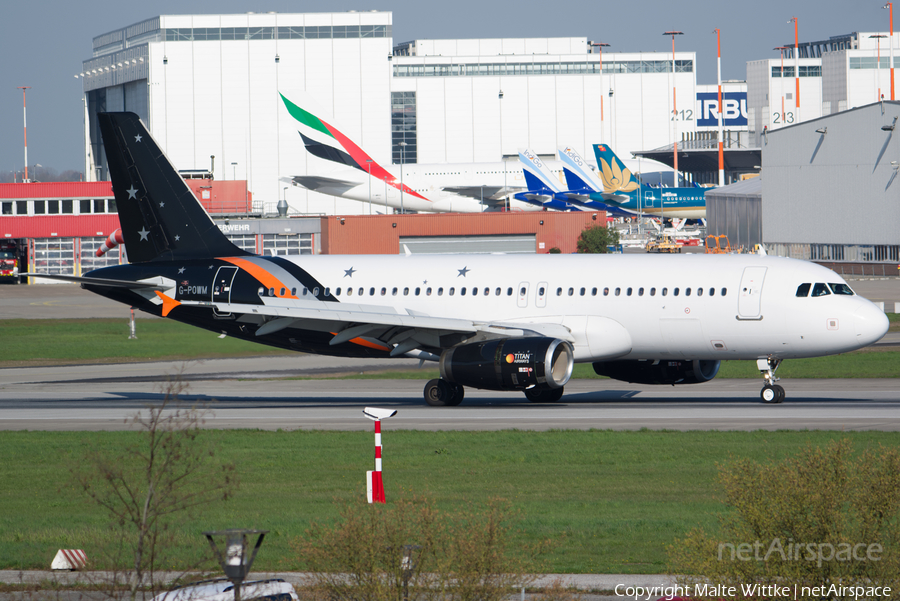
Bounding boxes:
758 357 785 403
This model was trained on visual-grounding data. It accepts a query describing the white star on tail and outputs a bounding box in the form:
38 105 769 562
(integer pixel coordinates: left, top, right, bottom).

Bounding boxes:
138 227 150 241
126 186 138 199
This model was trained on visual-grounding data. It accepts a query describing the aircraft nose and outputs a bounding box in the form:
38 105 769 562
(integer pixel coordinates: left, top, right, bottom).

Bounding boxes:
854 302 890 347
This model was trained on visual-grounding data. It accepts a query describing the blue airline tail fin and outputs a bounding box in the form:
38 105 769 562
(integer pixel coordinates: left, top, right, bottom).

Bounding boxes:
592 144 641 195
557 146 600 193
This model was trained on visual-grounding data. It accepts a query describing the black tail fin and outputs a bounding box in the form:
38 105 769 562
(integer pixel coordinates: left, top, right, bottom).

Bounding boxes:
98 112 249 263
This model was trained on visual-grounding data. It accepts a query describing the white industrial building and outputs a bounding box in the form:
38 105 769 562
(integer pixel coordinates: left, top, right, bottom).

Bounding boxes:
82 12 743 215
746 31 900 147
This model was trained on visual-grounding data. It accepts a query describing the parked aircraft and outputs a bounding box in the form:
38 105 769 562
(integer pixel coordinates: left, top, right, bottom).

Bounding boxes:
514 149 585 212
28 113 889 406
584 144 708 219
281 93 538 213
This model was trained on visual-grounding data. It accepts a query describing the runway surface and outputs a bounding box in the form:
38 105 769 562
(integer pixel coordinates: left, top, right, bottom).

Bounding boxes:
2 356 899 431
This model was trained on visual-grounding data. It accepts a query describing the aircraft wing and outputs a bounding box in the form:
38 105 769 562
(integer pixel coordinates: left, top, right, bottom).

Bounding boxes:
292 175 359 193
442 185 523 202
599 192 631 203
171 297 574 358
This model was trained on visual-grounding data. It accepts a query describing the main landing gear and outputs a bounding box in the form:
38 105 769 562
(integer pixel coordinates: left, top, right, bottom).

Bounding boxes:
424 379 465 407
757 357 785 404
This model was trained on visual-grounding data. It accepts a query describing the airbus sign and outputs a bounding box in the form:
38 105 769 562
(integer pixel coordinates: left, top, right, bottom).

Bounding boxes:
696 92 748 127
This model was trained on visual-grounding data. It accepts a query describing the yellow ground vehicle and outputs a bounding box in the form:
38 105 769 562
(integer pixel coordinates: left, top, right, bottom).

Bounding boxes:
645 234 680 253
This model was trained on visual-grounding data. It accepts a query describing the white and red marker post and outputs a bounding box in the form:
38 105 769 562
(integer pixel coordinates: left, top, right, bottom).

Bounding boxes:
363 407 397 504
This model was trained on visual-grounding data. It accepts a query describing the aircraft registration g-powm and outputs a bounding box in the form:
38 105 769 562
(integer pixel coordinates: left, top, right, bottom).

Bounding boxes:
29 113 889 406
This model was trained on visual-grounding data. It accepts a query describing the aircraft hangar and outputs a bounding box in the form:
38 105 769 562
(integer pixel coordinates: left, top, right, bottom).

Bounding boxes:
706 100 900 274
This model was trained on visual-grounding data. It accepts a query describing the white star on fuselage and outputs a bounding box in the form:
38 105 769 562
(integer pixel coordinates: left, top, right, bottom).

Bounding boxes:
174 235 181 241
178 267 185 274
134 134 142 142
138 227 150 241
126 186 138 199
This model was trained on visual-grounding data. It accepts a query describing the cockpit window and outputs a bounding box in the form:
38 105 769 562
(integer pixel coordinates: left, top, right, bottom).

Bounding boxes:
811 283 831 297
796 283 811 297
828 283 854 296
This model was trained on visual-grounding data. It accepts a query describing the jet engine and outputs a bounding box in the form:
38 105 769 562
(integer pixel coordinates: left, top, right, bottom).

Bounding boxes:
440 337 574 391
592 359 720 385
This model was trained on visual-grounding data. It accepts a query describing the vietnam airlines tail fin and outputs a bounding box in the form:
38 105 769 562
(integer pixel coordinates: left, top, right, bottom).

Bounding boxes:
98 112 249 263
592 144 641 195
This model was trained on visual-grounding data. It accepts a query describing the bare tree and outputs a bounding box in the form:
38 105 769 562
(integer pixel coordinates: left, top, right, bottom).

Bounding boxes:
75 375 237 600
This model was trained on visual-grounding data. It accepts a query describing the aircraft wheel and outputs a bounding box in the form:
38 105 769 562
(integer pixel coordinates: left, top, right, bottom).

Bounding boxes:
761 384 779 404
446 383 465 406
424 379 459 407
773 384 785 404
524 386 564 403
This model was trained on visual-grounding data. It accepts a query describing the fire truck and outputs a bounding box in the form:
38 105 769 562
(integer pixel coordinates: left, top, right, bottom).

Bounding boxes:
0 240 20 283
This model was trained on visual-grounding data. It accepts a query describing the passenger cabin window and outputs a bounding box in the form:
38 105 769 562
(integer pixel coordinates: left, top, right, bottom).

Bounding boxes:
506 287 513 296
280 287 286 296
650 287 656 296
721 288 727 296
685 288 691 296
472 287 477 296
796 283 811 297
313 287 320 296
592 287 598 296
381 287 387 296
603 287 610 296
568 287 574 296
673 288 680 297
392 287 398 296
615 287 621 296
829 283 854 295
358 288 364 296
369 287 375 296
580 287 586 296
291 288 296 296
638 287 644 296
426 287 432 295
811 283 831 297
335 288 341 296
415 287 421 296
626 287 632 296
709 287 715 296
404 287 409 296
556 287 563 296
662 288 668 296
520 286 527 296
438 287 444 296
449 287 455 296
697 287 703 296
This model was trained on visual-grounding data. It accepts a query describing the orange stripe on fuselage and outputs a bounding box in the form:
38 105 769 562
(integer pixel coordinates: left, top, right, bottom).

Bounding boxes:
221 257 297 299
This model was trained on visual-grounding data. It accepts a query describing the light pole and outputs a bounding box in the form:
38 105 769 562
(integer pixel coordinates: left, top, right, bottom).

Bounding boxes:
366 159 373 214
714 29 724 187
204 529 268 601
17 87 30 182
398 142 407 214
885 3 895 100
872 34 888 102
789 17 800 122
498 89 506 210
231 161 237 180
774 46 790 127
663 31 683 186
592 43 610 143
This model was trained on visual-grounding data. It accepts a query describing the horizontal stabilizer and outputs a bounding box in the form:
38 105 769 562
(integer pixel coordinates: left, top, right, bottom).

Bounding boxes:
292 175 360 192
22 273 169 290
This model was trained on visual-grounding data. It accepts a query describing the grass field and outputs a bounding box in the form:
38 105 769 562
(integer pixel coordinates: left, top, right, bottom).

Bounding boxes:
1 429 898 574
2 318 898 378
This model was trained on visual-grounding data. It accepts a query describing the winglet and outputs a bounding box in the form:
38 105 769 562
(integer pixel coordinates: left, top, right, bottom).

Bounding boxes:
154 291 182 317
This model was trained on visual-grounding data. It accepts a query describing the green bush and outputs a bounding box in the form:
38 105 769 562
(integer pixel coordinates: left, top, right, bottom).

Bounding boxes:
575 225 619 254
297 497 542 601
669 439 900 598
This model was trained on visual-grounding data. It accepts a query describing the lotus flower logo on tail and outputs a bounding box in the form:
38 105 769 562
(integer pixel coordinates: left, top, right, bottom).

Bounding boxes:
598 158 639 193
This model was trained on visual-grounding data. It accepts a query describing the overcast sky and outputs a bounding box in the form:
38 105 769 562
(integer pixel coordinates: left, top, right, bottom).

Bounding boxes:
0 0 892 175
